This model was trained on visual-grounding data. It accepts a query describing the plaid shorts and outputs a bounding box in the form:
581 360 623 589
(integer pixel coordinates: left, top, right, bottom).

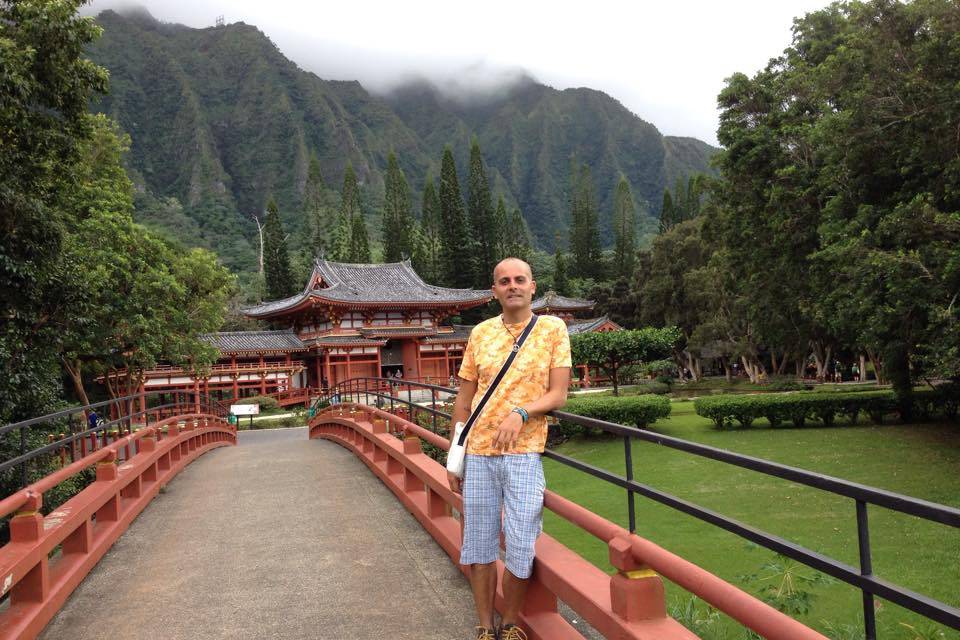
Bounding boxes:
459 453 545 579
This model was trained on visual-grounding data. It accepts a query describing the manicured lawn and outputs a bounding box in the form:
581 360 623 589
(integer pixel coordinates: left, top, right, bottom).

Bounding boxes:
543 401 960 639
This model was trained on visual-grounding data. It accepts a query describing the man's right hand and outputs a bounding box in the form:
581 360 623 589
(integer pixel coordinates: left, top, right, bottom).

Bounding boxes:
446 471 461 493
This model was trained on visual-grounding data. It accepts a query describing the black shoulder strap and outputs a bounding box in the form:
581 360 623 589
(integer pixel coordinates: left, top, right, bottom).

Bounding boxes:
457 314 538 447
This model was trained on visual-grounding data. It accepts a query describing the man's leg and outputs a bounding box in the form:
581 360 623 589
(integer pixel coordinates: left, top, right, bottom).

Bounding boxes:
500 568 529 625
469 561 498 629
460 455 503 631
501 453 545 627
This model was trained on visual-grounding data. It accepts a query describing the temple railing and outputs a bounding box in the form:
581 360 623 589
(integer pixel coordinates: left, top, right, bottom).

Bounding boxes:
313 377 960 640
0 403 236 639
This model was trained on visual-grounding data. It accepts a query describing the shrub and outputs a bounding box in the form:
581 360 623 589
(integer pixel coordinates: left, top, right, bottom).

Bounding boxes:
694 391 915 430
764 376 807 392
558 395 672 437
234 395 279 412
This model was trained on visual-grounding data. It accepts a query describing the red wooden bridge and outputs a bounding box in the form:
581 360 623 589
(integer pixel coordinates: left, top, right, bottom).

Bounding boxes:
1 380 958 640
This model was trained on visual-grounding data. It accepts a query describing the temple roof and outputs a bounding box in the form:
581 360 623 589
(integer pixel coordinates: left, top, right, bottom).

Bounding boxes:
204 330 307 353
531 291 595 312
244 259 494 318
420 325 473 344
313 335 388 348
567 316 622 335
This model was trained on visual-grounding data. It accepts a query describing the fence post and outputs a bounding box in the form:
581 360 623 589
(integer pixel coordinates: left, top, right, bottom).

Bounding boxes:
608 536 666 622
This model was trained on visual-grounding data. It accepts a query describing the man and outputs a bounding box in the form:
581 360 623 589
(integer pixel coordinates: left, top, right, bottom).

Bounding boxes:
448 258 571 640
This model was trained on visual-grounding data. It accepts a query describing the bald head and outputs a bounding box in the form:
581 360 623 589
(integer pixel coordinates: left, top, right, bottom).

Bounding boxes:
493 257 533 283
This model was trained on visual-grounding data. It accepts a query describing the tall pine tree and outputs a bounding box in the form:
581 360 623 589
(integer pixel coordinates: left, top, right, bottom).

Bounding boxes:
506 206 532 262
419 174 444 283
467 137 496 286
303 153 327 256
349 209 370 262
553 234 570 296
331 163 359 261
612 176 637 279
493 195 508 259
438 146 475 287
569 163 603 278
263 198 294 299
382 152 415 262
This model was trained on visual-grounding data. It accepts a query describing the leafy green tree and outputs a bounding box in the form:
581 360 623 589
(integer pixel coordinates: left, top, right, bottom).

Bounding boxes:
438 146 475 287
382 152 415 262
571 328 681 396
418 174 444 282
0 0 109 423
467 137 497 285
263 199 294 298
633 219 713 380
612 176 637 279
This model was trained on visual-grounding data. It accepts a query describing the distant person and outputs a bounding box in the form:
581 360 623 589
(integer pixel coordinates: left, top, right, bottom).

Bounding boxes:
448 257 571 640
851 363 860 381
87 410 99 430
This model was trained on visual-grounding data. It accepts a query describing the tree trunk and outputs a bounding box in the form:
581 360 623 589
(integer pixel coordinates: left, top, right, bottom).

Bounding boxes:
62 358 91 409
723 356 732 382
777 351 790 375
866 347 885 385
684 351 702 382
610 362 619 396
859 353 867 382
811 342 832 381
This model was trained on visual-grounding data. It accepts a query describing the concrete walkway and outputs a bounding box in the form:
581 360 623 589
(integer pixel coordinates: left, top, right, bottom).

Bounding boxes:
41 427 477 640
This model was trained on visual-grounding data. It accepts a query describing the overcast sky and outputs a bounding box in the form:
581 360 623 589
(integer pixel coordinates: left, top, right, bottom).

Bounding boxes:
85 0 833 146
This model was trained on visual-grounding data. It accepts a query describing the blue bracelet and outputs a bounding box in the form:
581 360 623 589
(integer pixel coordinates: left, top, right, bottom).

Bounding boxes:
511 407 529 423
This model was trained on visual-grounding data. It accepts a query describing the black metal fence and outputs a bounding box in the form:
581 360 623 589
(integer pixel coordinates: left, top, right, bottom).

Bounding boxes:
0 390 228 492
314 377 960 640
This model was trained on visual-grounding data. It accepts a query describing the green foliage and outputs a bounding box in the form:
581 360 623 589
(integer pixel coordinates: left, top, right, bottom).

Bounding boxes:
86 10 718 276
559 395 672 436
660 174 706 232
467 137 497 285
382 152 415 262
438 146 475 287
569 162 604 279
553 242 570 296
417 174 444 282
739 549 835 617
263 198 294 299
691 389 960 430
0 0 109 423
611 176 637 280
234 395 280 411
571 328 681 396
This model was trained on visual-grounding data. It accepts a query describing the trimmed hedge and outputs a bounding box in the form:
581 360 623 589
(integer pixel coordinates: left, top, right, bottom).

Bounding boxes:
234 395 279 412
694 388 957 429
557 395 672 438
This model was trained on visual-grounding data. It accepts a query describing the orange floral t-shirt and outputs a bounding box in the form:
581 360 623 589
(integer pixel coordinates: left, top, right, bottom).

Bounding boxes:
458 314 572 455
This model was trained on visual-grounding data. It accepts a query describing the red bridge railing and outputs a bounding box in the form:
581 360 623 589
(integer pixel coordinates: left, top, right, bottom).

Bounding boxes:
309 402 828 640
312 377 960 640
0 412 236 639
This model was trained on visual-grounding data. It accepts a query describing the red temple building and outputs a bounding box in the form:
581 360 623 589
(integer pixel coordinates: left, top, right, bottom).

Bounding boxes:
104 261 623 407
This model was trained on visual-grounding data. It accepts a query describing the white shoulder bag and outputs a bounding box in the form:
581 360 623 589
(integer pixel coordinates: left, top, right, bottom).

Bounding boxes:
445 315 539 478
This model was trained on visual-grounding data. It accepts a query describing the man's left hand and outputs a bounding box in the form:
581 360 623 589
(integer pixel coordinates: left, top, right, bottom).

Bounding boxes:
492 410 524 451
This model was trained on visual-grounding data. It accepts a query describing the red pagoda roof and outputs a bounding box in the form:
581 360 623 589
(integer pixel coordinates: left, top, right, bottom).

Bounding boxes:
243 259 493 318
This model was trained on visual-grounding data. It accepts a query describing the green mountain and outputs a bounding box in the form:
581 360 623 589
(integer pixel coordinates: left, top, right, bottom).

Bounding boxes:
88 8 718 273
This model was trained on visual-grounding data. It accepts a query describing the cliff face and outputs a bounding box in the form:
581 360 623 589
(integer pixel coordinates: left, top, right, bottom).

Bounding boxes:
89 9 717 271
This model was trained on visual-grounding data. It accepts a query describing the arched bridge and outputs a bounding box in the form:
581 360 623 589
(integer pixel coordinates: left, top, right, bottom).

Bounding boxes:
1 380 958 639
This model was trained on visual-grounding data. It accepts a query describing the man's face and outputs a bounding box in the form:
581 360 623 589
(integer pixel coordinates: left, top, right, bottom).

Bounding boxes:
491 259 536 313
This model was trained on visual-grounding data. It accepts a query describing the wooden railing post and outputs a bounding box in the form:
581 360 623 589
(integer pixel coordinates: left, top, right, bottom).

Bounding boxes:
608 536 667 622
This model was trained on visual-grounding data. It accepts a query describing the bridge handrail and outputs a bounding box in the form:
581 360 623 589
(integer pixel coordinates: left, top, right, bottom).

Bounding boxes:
321 377 960 637
0 414 223 520
0 412 236 639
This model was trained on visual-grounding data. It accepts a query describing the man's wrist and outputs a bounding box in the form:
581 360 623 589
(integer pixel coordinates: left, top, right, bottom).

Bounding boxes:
511 406 529 424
